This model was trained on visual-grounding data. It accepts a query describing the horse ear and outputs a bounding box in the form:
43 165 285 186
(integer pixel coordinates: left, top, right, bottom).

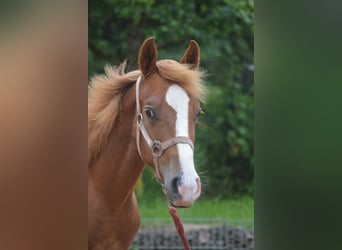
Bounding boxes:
180 40 200 69
138 37 158 77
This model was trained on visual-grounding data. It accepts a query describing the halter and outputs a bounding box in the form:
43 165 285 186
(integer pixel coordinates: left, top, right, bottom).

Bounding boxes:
135 76 194 182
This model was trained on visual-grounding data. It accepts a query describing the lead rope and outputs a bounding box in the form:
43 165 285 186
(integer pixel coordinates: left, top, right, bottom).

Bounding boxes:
169 206 191 250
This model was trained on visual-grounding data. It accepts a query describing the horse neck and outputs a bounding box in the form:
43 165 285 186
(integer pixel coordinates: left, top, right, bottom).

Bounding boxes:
89 85 144 206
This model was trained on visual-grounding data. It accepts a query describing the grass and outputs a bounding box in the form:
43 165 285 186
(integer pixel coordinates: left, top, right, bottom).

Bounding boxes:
137 195 254 220
137 168 254 223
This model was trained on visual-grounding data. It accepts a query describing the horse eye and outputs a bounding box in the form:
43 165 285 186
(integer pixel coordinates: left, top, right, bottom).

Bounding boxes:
145 108 155 119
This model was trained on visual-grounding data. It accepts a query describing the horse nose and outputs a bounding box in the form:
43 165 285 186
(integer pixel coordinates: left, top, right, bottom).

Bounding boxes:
178 177 201 200
170 176 182 196
170 176 201 199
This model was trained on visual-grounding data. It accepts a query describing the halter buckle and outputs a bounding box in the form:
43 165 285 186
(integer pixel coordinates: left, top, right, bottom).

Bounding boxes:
137 113 143 125
152 140 163 157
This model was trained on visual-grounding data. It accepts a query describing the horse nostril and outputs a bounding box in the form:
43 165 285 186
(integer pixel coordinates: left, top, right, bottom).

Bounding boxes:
171 176 181 195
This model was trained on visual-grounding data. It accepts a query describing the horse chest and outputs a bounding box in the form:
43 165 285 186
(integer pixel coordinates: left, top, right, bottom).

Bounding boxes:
88 189 140 250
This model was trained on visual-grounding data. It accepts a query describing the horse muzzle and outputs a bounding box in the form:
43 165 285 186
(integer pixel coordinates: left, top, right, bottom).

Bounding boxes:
163 176 201 208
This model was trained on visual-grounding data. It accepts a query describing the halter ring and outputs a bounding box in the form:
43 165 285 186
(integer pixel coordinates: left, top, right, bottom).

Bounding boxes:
137 113 143 125
152 140 163 157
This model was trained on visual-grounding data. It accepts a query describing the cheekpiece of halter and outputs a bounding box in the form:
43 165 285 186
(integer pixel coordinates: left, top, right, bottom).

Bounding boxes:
152 140 163 157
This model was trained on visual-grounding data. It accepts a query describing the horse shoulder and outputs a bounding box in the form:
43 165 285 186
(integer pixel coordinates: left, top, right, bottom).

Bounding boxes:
88 184 140 250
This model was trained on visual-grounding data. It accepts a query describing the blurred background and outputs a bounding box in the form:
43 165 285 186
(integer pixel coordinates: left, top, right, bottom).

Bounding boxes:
89 1 254 248
0 1 87 250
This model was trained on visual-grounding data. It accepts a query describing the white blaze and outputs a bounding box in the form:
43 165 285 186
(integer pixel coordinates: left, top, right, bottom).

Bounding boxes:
165 84 199 200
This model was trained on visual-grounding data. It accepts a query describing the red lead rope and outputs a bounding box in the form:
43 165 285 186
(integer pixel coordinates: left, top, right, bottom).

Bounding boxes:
168 207 191 250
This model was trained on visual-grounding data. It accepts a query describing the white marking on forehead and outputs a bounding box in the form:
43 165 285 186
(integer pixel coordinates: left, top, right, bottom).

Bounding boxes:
165 84 189 137
166 84 199 201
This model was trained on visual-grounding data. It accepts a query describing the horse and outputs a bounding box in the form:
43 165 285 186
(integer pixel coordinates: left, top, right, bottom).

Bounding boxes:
88 37 207 250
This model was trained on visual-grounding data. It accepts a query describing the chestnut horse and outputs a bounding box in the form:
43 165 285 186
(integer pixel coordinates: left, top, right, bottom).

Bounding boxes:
88 37 207 249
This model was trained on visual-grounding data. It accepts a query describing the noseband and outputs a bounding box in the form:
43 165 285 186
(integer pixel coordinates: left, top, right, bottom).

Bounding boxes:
135 76 194 182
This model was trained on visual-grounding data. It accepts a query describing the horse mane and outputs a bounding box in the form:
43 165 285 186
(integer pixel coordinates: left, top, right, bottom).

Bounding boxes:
88 60 207 165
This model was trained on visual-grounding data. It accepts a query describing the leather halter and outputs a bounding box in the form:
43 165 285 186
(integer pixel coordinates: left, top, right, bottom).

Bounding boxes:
135 76 194 182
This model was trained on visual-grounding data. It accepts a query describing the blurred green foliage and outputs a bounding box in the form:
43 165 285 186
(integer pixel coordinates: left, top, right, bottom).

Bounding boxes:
89 0 254 197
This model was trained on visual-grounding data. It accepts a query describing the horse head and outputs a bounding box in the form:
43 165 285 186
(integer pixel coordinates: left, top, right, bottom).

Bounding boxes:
136 37 205 208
